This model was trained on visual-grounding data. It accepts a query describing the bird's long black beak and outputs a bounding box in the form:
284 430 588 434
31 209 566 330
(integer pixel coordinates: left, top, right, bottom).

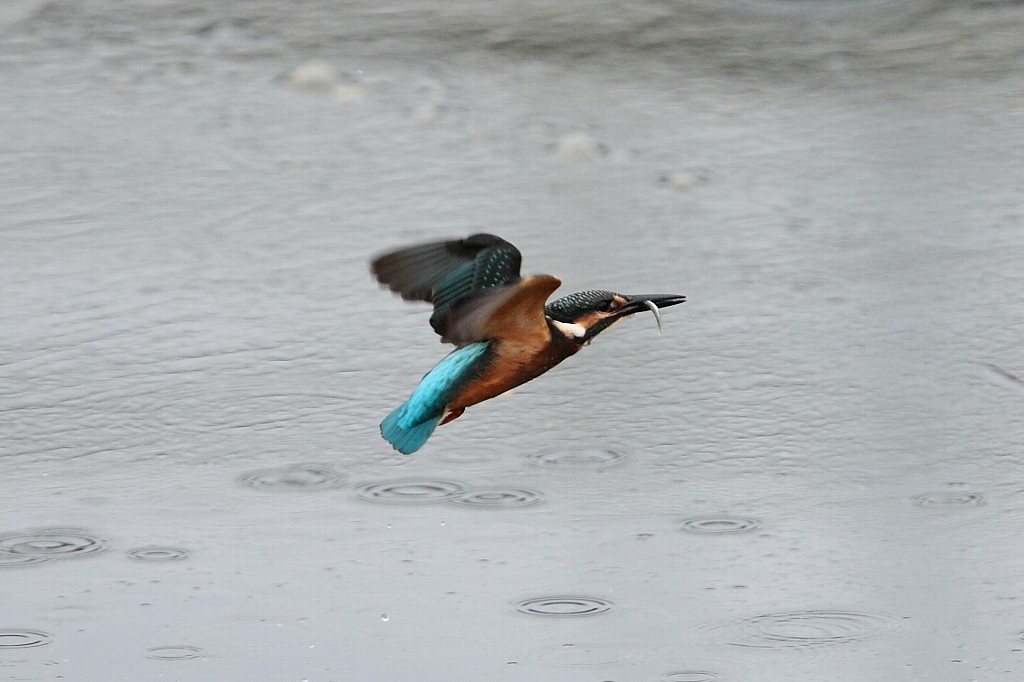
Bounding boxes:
613 293 686 335
614 293 687 317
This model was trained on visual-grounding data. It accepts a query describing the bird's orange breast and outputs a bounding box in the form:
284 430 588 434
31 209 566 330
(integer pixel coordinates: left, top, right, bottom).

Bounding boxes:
447 336 577 411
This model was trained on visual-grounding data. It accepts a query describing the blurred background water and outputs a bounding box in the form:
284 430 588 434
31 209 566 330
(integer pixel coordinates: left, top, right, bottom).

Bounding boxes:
2 1 1023 680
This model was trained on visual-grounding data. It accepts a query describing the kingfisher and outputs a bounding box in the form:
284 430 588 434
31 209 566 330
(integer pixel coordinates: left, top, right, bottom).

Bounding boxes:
370 233 685 454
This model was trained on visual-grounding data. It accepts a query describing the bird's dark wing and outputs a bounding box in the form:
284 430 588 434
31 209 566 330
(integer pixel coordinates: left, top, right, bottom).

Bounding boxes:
437 275 562 346
371 233 525 343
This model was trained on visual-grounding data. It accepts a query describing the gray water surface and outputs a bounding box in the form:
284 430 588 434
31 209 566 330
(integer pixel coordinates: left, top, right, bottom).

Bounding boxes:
2 1 1024 680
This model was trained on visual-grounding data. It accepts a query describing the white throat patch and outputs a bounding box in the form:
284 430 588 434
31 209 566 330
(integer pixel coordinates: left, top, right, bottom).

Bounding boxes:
550 319 587 339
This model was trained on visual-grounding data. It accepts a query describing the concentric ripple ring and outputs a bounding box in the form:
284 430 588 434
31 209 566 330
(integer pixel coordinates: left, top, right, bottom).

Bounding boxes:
526 449 629 469
0 630 53 648
145 645 204 660
127 546 191 562
680 516 761 534
0 551 51 568
516 596 614 617
728 610 895 648
0 528 109 560
352 479 466 504
237 462 347 491
447 488 545 509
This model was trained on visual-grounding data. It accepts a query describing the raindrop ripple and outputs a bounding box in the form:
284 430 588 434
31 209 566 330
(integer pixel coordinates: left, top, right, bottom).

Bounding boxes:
352 479 466 505
447 488 545 509
662 672 720 682
680 516 761 534
0 629 53 648
0 551 51 568
912 491 985 508
127 546 191 562
727 610 896 648
526 448 630 470
0 528 109 561
145 645 204 660
237 462 347 491
516 596 614 617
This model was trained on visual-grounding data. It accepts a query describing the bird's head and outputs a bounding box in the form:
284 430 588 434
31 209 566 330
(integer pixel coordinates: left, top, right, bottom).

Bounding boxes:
545 290 686 345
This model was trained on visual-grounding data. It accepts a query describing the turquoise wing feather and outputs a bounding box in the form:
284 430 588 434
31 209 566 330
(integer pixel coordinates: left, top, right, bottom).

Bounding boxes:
370 234 522 345
380 341 491 454
429 243 521 328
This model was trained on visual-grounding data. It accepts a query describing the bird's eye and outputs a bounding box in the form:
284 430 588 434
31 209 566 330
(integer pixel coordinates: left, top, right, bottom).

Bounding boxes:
596 299 613 312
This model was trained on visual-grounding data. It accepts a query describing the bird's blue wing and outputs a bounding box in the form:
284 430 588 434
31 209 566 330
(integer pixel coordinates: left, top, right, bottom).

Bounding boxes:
380 341 491 454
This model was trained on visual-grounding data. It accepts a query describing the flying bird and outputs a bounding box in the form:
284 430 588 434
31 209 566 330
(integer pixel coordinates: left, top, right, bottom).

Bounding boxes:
370 233 685 454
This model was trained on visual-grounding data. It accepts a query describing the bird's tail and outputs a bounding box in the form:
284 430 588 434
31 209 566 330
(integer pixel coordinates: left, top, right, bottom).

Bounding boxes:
380 402 440 454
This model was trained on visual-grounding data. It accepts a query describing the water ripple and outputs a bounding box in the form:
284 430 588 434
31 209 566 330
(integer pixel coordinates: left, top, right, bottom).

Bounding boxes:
237 462 347 491
0 528 108 565
526 448 629 470
0 629 53 649
0 551 51 568
912 491 985 508
448 488 545 509
127 546 191 562
516 595 614 617
724 609 897 648
145 645 204 660
680 516 761 534
662 672 719 682
352 479 466 504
